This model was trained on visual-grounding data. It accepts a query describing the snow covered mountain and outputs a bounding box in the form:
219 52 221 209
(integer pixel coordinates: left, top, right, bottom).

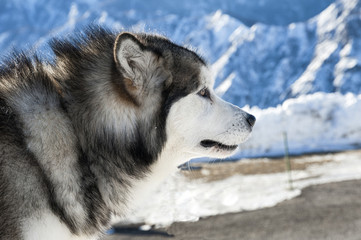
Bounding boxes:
208 0 361 108
0 0 360 157
0 0 354 109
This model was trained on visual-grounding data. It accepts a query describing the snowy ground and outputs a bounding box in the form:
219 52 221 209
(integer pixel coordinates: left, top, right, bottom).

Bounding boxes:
119 150 361 228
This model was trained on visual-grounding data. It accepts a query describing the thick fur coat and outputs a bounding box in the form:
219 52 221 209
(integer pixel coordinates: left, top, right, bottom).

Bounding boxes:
0 27 255 239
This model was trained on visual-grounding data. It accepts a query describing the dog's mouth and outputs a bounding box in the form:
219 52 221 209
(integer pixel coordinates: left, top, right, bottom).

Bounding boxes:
200 140 238 151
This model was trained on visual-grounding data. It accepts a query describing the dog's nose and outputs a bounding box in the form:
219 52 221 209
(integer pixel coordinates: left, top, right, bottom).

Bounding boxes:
246 114 256 127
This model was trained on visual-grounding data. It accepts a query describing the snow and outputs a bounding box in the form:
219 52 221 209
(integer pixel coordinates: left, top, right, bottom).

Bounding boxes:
123 150 361 227
236 92 361 158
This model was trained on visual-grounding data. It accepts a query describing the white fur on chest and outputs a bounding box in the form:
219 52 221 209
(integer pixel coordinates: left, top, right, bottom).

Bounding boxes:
22 211 99 240
126 143 189 212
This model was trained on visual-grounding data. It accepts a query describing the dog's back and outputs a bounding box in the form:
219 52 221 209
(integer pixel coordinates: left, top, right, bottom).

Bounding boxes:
0 60 41 239
0 56 85 240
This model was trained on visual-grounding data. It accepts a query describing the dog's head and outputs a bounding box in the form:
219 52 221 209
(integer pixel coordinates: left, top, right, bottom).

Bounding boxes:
166 67 255 159
113 32 255 162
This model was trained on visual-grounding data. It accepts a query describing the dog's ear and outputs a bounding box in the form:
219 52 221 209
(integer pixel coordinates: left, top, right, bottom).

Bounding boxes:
114 32 173 96
114 33 143 79
114 33 152 84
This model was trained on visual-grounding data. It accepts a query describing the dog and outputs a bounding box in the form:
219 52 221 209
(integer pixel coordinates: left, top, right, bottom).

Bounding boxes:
0 27 255 240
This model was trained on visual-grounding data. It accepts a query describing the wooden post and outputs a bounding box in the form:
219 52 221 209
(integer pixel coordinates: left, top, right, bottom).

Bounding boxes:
283 132 293 190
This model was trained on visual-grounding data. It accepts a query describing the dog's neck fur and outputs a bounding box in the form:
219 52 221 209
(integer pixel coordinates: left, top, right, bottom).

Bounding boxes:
103 139 189 219
134 138 192 201
55 44 179 233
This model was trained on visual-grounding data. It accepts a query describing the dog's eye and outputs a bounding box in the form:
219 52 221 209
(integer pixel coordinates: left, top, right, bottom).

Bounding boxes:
198 88 210 99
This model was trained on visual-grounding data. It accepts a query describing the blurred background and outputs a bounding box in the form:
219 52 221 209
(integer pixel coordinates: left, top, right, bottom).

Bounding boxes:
1 0 361 238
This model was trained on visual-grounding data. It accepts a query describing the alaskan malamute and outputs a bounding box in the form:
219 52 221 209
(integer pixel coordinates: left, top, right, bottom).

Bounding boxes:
0 27 255 240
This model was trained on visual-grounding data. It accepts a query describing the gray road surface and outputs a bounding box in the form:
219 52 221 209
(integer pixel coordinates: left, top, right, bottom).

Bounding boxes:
105 180 361 240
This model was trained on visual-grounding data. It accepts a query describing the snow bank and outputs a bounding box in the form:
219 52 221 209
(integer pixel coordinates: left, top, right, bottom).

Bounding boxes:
237 92 361 158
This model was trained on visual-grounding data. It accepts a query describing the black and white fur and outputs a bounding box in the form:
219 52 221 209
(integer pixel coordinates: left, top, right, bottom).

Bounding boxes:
0 27 255 240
